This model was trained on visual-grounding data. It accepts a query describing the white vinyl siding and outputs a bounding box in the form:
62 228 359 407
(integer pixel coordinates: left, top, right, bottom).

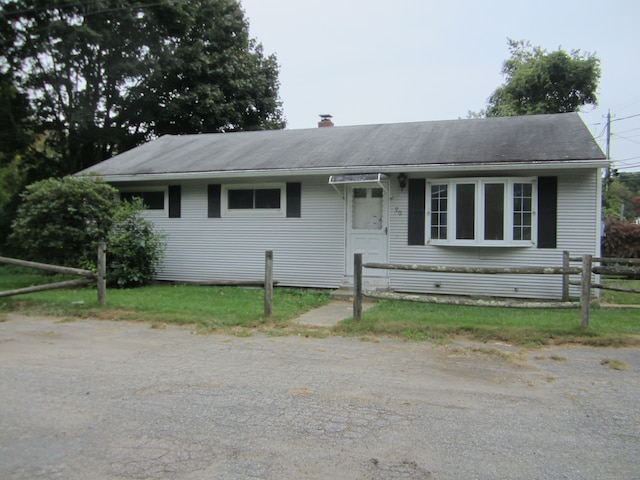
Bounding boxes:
122 167 601 299
142 177 345 288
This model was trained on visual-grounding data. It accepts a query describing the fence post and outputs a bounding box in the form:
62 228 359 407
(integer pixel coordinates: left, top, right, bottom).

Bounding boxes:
264 250 273 317
97 242 106 306
580 254 592 329
562 250 570 301
353 253 363 321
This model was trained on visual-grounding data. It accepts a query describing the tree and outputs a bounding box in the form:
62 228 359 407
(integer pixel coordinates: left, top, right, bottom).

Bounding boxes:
603 178 636 221
484 39 600 117
124 0 285 136
0 72 35 247
618 172 640 196
0 0 285 177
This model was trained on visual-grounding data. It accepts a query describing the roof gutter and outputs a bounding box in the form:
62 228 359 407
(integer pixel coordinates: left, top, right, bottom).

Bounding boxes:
84 158 608 183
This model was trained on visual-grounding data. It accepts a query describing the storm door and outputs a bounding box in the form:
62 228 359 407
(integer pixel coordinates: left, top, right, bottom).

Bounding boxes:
345 185 389 285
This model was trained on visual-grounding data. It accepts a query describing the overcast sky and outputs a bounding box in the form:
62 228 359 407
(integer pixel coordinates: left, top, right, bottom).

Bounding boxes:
240 0 640 172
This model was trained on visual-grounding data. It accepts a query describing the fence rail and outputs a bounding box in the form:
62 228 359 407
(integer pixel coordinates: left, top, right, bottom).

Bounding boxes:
0 242 107 305
353 251 639 329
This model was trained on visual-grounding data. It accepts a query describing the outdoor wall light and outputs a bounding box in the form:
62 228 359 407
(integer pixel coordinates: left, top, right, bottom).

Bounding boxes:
397 172 408 191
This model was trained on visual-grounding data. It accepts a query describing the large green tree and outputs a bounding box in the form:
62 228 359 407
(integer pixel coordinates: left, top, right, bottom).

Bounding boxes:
0 0 285 177
0 71 34 247
124 0 285 137
618 172 640 195
485 39 601 117
603 179 636 221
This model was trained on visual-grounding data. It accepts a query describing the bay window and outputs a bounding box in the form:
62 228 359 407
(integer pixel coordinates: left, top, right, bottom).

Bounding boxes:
427 178 536 246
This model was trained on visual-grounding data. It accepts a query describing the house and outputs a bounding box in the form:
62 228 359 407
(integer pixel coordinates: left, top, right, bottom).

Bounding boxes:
79 113 607 299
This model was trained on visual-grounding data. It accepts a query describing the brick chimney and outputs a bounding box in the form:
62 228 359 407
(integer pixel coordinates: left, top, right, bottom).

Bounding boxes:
318 114 334 128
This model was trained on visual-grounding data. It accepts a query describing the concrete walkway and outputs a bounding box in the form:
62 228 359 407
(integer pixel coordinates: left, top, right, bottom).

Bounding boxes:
293 300 374 327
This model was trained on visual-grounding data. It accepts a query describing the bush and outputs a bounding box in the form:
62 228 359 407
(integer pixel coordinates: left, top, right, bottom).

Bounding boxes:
8 176 118 267
107 199 165 287
8 176 165 287
602 218 640 259
602 219 640 279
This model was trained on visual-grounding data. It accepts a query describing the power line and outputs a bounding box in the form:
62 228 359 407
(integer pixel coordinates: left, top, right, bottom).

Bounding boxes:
613 135 640 146
613 96 640 113
615 126 640 135
613 157 640 166
614 157 640 166
611 112 640 123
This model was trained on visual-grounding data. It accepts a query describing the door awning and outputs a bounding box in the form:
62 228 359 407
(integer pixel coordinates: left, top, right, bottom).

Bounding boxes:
328 173 390 197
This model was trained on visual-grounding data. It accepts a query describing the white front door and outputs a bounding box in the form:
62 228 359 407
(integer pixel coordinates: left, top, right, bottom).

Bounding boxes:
346 185 389 286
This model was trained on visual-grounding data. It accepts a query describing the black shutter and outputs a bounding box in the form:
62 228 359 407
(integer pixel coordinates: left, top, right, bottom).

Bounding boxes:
286 182 301 218
168 185 181 218
408 178 426 245
208 184 221 218
537 176 557 248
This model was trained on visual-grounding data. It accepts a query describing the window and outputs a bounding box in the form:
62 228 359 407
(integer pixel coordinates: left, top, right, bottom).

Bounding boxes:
228 188 281 209
430 184 447 240
427 178 536 246
513 183 533 241
222 184 285 217
455 183 475 240
351 187 383 230
120 191 165 210
484 183 504 240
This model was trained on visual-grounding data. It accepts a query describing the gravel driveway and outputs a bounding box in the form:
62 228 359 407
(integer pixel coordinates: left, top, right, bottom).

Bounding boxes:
1 314 639 479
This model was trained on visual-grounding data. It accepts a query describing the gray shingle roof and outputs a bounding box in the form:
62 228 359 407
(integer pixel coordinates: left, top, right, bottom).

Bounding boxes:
79 113 606 178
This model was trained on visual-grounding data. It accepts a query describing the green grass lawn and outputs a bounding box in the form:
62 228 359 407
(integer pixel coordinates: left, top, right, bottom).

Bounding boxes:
600 278 640 305
1 266 639 345
336 299 640 347
0 266 329 332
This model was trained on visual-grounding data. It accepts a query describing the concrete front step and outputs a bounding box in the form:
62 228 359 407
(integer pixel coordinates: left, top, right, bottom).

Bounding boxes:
329 287 384 301
329 288 356 301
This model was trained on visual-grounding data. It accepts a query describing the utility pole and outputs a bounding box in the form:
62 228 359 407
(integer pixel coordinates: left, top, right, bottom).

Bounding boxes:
606 109 611 162
604 109 612 190
606 110 611 178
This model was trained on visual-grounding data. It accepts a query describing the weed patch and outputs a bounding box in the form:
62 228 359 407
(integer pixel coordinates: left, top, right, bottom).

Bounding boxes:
601 358 629 371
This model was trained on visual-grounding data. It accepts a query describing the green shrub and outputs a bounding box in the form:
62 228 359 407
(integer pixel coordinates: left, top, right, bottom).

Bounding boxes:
8 176 117 267
107 199 165 287
8 176 165 287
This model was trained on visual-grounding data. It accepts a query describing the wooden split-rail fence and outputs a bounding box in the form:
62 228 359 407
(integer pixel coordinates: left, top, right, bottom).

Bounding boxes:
3 247 638 328
0 242 107 306
353 252 640 329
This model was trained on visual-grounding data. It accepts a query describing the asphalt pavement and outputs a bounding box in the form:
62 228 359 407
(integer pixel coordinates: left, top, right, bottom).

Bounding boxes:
1 314 639 479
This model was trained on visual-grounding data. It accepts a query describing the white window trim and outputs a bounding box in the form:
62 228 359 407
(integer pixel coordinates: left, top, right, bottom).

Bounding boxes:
426 177 537 247
222 183 286 218
119 187 167 217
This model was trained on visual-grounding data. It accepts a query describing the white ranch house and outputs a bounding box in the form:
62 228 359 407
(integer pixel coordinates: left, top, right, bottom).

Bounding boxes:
79 113 607 299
